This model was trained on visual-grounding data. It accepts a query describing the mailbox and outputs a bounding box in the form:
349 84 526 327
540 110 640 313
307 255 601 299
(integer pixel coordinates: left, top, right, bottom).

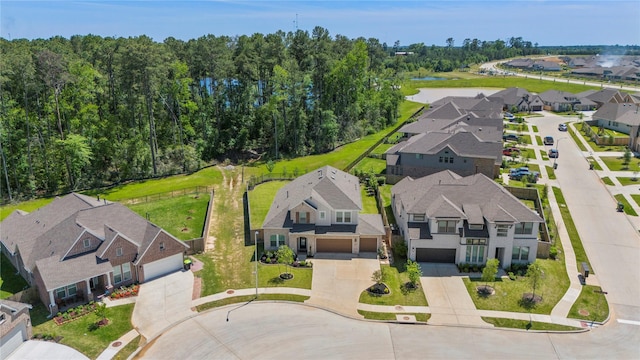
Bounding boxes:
581 262 590 278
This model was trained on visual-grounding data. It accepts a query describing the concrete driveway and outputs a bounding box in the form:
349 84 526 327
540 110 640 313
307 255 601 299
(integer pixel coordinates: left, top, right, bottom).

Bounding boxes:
419 263 490 327
306 253 380 317
132 270 195 341
7 340 89 360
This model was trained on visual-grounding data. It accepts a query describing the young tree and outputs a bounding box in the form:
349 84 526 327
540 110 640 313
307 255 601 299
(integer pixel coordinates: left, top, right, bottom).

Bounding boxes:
623 148 632 169
482 258 500 287
276 245 294 277
371 269 386 285
94 302 107 322
525 261 544 302
406 260 422 288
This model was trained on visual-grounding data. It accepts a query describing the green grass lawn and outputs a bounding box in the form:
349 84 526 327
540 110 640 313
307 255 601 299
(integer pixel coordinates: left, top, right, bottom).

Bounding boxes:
577 128 628 153
352 157 387 175
520 148 536 161
0 197 55 222
534 135 542 146
463 258 568 315
601 177 614 186
248 180 289 229
196 294 310 312
539 150 549 161
532 125 539 133
616 177 640 186
587 157 602 170
357 310 430 322
31 303 135 360
568 285 609 323
568 126 589 152
553 187 593 273
378 184 396 224
546 166 556 180
600 156 640 171
358 264 428 306
114 335 141 360
360 187 380 214
127 194 209 240
88 166 224 201
632 194 640 207
257 263 313 289
0 253 29 299
614 194 638 216
481 317 581 331
370 143 395 155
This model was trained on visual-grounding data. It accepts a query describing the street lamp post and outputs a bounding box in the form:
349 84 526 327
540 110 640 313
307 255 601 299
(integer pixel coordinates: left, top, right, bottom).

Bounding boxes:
255 231 259 297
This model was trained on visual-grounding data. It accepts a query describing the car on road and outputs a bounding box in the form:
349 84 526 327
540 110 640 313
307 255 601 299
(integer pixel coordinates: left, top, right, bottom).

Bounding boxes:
548 148 559 158
503 134 519 142
543 136 554 145
558 123 568 131
503 147 520 156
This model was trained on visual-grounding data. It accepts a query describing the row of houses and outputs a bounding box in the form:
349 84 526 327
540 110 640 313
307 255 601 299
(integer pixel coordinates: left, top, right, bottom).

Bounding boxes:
504 56 640 82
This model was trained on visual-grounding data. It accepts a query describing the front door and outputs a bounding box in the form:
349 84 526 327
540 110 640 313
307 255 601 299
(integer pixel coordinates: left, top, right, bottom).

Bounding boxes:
89 276 100 290
495 247 505 267
298 237 307 253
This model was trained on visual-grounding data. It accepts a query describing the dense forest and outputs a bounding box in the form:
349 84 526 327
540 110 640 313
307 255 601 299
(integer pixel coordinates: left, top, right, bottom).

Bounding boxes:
0 30 546 202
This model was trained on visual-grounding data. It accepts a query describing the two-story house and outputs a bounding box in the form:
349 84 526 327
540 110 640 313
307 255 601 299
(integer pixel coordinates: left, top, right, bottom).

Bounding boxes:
392 170 542 267
261 166 385 256
0 193 189 314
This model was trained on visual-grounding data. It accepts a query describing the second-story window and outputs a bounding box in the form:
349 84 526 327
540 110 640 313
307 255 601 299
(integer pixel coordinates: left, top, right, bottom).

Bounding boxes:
496 224 509 237
514 222 533 235
413 214 425 222
437 220 457 233
299 212 307 224
116 247 123 257
319 211 326 220
83 238 91 248
336 211 351 223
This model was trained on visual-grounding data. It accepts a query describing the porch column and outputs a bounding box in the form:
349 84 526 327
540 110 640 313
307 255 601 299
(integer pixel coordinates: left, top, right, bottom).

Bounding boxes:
48 290 55 307
85 279 92 296
106 273 112 288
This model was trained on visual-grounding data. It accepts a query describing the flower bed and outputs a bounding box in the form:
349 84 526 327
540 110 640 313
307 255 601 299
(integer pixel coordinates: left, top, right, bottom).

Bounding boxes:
110 284 140 299
54 302 97 325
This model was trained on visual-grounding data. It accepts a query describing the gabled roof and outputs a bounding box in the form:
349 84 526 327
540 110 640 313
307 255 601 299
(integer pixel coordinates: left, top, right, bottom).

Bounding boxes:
392 171 542 224
593 103 640 125
539 90 578 104
585 88 624 104
263 166 361 228
488 87 534 106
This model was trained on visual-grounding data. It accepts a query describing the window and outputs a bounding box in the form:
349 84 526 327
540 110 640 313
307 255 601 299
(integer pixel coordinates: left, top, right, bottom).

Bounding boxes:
465 245 485 263
55 284 77 299
336 211 351 223
437 220 457 233
122 263 132 282
113 265 123 284
67 284 77 297
514 222 534 235
512 246 530 261
159 242 165 251
465 238 487 245
270 234 285 248
416 153 423 159
413 214 425 222
439 156 443 163
116 247 123 257
319 211 326 220
496 224 509 237
56 287 66 299
83 238 91 248
299 212 307 224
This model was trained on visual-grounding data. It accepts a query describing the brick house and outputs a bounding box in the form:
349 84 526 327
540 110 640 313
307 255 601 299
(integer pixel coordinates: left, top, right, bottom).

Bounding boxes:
0 193 188 314
0 300 32 358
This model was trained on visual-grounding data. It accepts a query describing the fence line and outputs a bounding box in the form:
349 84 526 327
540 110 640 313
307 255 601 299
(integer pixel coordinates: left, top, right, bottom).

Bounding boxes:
121 186 215 205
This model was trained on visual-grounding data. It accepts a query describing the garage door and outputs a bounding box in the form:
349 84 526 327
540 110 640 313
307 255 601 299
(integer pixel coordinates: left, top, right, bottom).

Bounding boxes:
143 253 183 281
416 248 456 263
1 323 26 357
316 238 352 253
360 238 378 252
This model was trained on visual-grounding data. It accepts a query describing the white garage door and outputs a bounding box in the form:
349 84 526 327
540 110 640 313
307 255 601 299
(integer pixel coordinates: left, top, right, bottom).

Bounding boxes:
143 253 183 281
1 323 26 358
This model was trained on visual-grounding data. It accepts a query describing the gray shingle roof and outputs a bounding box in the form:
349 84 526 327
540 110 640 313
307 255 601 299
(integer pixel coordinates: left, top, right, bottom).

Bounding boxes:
392 171 542 224
488 87 534 106
263 166 361 228
36 254 113 291
593 103 640 125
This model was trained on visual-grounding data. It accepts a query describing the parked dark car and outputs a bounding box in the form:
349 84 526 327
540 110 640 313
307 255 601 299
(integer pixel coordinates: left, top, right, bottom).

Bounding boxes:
503 134 519 142
548 148 559 158
543 136 554 145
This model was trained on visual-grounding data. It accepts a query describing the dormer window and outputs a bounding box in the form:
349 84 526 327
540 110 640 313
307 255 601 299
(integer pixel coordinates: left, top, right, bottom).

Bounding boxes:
83 238 91 248
413 214 425 222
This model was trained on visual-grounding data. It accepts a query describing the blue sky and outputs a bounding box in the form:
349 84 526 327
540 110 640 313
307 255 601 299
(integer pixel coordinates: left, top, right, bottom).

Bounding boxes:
1 1 639 46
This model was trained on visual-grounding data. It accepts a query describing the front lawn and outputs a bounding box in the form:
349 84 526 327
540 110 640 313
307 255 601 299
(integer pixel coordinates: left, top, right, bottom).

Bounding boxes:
257 262 313 289
553 187 593 273
482 317 581 331
587 157 602 170
463 258 568 315
196 294 309 312
601 177 614 186
600 156 640 171
248 180 289 229
632 194 640 207
568 285 609 322
31 303 135 360
0 253 29 299
127 194 209 240
616 177 640 186
546 166 556 180
358 264 428 306
568 126 588 152
357 310 430 322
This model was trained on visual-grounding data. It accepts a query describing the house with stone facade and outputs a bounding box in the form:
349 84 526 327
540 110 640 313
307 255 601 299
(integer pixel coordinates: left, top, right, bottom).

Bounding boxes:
0 193 188 314
262 166 385 256
391 170 542 267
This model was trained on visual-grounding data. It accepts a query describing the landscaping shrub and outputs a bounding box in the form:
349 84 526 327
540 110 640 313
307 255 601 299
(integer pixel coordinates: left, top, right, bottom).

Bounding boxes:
392 240 408 260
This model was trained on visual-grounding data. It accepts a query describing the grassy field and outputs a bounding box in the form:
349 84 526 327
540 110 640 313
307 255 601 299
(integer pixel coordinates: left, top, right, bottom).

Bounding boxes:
0 197 56 222
248 180 289 229
553 187 593 274
463 258 568 314
568 285 609 323
352 157 387 175
0 253 29 299
31 303 135 360
128 194 210 240
358 264 428 306
614 194 638 216
196 294 309 312
481 317 581 331
600 156 640 171
360 187 380 214
357 310 430 322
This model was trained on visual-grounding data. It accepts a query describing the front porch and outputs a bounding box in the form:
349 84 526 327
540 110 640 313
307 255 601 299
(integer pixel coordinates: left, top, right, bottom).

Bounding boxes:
49 273 113 313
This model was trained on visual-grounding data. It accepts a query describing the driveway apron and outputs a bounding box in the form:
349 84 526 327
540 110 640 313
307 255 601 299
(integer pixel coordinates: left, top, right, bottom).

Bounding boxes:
306 254 380 317
132 270 195 341
419 263 490 327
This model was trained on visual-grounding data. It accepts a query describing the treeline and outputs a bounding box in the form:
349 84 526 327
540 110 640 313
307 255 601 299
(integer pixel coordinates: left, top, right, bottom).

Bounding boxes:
0 27 404 201
398 37 543 72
